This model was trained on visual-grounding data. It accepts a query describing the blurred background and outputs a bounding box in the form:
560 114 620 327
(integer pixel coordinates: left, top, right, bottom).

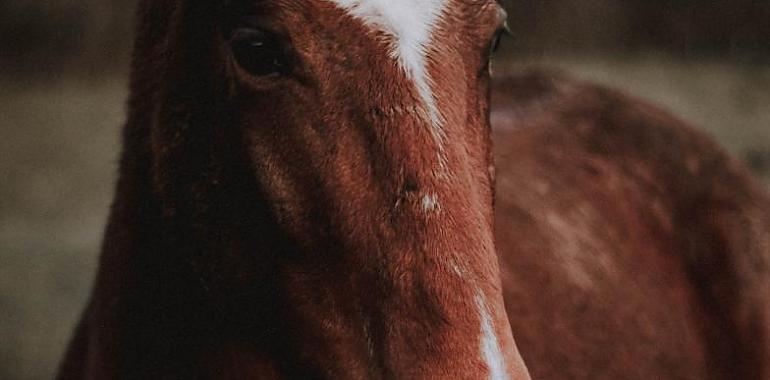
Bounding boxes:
1 0 769 378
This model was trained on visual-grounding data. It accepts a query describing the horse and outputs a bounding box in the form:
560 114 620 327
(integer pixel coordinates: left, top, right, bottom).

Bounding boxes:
57 0 770 378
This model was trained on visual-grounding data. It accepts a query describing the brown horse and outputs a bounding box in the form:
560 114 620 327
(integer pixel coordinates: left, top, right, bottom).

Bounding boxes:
57 0 770 378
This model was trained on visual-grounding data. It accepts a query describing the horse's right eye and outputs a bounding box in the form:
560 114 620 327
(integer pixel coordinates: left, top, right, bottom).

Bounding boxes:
229 28 294 77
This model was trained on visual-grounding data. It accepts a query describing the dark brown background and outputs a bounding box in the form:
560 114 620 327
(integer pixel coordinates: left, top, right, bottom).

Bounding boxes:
1 1 768 378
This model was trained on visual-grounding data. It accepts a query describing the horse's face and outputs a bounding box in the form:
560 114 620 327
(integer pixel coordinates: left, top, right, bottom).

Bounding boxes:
154 0 526 377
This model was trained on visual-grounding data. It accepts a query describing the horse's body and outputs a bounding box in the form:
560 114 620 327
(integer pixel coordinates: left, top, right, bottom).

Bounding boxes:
492 73 770 378
58 0 770 378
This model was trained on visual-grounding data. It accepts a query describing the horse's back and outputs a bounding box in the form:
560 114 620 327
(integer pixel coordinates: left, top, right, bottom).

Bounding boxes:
493 71 770 379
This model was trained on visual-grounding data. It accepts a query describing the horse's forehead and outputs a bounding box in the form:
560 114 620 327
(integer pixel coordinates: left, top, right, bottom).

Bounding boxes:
318 0 500 51
328 0 451 37
322 0 461 138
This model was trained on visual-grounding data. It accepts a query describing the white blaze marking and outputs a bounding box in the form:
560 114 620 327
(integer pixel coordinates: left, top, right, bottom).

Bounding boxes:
476 293 509 380
327 0 447 139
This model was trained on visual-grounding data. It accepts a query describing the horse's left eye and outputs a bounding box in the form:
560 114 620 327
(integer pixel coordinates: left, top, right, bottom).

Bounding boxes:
229 28 293 76
489 25 508 55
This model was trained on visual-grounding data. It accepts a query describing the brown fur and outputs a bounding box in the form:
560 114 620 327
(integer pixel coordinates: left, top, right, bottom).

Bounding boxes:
57 0 770 378
493 72 770 379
